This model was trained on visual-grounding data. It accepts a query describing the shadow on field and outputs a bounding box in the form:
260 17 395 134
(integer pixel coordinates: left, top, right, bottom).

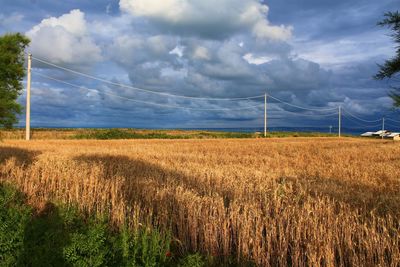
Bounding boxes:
74 154 217 198
70 154 400 265
284 176 400 216
0 146 40 166
73 154 400 217
72 154 247 264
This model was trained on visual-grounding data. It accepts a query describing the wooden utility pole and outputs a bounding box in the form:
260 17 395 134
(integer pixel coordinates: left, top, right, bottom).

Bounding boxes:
264 93 267 137
26 53 31 141
338 105 341 138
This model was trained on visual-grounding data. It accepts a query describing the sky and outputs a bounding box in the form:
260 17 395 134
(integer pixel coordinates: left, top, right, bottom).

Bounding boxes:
0 0 399 130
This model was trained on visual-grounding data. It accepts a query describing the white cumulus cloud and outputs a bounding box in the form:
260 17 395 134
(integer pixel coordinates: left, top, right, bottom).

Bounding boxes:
119 0 292 41
26 9 102 66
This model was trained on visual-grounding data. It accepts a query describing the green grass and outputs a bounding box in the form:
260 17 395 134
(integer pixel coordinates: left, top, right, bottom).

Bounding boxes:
0 183 208 267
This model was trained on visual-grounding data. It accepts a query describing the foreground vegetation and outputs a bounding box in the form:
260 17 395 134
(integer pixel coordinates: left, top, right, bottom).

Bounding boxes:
0 128 337 140
0 138 399 266
0 184 206 267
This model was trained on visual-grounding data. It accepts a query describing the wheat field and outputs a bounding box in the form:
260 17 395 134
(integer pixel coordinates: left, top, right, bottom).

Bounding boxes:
0 137 399 266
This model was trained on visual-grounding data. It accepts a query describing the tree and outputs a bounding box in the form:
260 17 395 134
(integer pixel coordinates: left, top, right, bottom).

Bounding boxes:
375 11 400 107
0 33 30 128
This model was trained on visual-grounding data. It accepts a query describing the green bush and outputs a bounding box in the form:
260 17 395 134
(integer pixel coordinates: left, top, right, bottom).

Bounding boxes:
72 129 182 140
73 129 138 140
63 218 117 267
20 204 68 266
0 184 31 266
71 129 255 140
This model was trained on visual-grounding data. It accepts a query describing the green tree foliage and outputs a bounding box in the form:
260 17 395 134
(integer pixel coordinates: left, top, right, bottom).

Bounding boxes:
0 33 30 128
375 11 400 107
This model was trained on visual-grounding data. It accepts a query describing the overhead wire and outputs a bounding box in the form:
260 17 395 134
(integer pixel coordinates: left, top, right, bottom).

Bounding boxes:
386 117 400 124
33 71 340 115
31 56 265 101
345 124 383 130
341 108 382 123
30 56 346 112
341 113 382 128
267 94 338 111
269 109 338 117
33 72 265 111
29 55 394 131
385 122 400 129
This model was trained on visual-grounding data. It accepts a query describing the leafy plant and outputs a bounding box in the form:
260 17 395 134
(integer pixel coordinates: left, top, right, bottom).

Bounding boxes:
63 218 116 267
0 184 201 267
0 33 30 128
20 203 67 267
375 11 400 106
177 253 206 267
0 184 30 266
119 226 172 267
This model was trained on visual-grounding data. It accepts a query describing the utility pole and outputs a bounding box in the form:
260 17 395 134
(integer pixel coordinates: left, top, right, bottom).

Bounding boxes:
26 53 32 141
338 105 341 138
264 93 267 137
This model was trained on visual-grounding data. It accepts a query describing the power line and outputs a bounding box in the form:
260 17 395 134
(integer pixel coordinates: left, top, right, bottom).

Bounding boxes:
345 124 383 130
31 57 344 114
341 113 382 127
33 71 339 116
267 94 338 111
385 122 400 129
31 56 265 101
270 109 338 117
30 56 349 113
386 117 400 124
28 55 395 133
33 72 265 111
341 108 382 123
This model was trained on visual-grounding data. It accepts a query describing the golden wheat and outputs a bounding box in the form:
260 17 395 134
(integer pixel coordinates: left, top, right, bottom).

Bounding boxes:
0 137 399 266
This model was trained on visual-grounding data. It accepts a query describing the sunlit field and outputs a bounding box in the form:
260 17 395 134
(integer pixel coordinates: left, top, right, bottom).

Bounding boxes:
1 137 399 266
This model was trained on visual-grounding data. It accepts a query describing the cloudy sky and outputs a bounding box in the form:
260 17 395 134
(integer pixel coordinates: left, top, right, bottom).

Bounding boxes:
0 0 399 130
